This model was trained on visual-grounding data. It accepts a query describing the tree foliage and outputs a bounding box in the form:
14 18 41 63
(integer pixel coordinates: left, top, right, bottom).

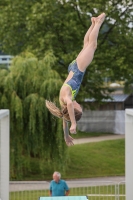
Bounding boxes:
0 52 68 179
0 0 133 100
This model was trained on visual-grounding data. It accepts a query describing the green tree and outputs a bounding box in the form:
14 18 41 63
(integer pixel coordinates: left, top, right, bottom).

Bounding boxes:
0 52 68 179
0 0 133 100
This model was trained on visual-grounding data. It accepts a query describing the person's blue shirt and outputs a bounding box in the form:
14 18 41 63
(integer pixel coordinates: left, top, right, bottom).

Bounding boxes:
49 179 69 196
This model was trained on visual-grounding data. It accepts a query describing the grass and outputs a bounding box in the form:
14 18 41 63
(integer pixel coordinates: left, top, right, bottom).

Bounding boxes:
64 138 125 179
22 137 125 180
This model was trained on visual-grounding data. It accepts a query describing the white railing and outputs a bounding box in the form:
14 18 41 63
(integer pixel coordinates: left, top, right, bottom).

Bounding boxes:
125 109 133 200
9 181 125 200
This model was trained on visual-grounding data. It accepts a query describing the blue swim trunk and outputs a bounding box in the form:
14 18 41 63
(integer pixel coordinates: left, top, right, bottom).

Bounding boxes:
64 60 85 100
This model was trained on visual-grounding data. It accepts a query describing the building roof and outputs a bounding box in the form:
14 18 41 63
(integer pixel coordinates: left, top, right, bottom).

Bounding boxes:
84 94 130 103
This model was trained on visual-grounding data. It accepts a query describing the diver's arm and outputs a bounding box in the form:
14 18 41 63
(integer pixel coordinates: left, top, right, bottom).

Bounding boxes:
63 119 74 146
65 97 77 134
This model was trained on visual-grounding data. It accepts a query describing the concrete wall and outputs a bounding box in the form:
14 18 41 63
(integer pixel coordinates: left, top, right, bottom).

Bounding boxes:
78 110 125 134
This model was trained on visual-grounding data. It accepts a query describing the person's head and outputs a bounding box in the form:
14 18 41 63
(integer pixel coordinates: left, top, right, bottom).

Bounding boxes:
45 100 82 122
53 171 61 182
62 101 82 122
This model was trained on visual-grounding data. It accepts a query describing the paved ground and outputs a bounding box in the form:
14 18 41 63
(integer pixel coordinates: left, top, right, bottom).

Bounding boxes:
10 176 125 191
10 134 125 191
74 134 125 145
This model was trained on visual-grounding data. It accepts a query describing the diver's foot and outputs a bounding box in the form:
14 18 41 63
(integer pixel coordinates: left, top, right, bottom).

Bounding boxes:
96 13 106 24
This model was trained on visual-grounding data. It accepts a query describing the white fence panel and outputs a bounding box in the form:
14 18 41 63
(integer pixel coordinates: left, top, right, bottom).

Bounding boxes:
125 109 133 200
0 110 10 200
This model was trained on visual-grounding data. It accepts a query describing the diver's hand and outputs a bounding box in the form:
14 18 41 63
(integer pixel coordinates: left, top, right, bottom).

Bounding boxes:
70 123 77 134
64 135 74 146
